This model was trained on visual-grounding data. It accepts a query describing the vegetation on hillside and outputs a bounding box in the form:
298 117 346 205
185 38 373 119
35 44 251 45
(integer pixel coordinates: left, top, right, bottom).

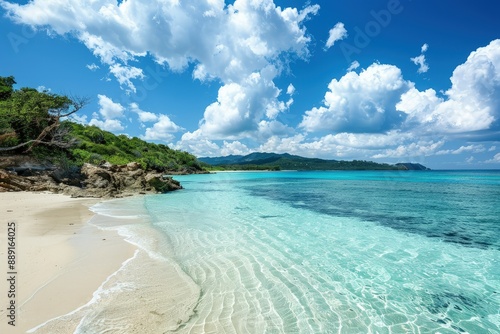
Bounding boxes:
0 76 203 173
203 163 281 171
66 122 203 172
199 153 413 171
0 76 87 152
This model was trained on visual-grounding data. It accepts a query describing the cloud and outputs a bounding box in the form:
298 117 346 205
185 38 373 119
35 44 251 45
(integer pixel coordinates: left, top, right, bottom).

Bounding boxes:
411 43 429 73
142 114 182 142
97 94 125 119
174 137 253 157
70 113 88 125
436 144 486 155
220 141 251 156
174 130 221 157
325 22 347 49
257 120 295 140
1 0 319 101
109 64 144 93
36 85 51 92
88 94 126 132
2 0 320 145
129 103 158 123
258 134 306 156
286 84 296 96
198 67 289 139
371 140 444 159
300 63 411 133
89 118 124 132
347 61 360 72
86 63 100 71
486 153 500 163
411 55 429 74
398 39 500 133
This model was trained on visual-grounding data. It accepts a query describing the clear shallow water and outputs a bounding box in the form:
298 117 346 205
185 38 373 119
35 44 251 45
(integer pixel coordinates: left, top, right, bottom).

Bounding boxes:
116 171 499 333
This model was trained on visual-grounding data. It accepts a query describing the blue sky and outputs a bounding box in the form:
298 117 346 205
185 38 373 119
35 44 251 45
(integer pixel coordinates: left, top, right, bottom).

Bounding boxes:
1 0 500 169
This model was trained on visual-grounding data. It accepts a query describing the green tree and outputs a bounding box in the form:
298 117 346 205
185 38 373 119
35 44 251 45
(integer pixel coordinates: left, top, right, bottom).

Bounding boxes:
0 76 88 152
0 76 16 101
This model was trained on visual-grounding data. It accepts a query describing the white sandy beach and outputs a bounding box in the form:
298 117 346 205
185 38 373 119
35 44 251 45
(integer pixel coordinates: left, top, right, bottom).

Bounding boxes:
0 192 200 334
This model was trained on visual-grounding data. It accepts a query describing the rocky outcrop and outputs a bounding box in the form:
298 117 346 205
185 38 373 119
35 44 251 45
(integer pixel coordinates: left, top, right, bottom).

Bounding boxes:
75 162 182 198
0 169 36 191
0 161 183 198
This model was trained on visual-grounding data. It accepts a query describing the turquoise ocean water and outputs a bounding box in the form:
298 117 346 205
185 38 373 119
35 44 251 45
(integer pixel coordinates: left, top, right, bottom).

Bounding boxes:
94 170 500 333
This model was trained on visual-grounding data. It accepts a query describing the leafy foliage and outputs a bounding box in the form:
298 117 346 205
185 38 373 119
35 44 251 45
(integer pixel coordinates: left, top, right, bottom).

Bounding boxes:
0 76 16 101
0 88 69 144
200 153 412 171
0 76 87 152
66 122 204 172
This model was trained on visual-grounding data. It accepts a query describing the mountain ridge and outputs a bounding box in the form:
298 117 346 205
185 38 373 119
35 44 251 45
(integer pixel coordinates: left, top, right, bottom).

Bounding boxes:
199 152 430 171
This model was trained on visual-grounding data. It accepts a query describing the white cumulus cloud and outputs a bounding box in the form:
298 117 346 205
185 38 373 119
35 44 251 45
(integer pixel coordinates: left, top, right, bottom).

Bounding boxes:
398 39 500 133
129 103 158 123
220 141 251 156
86 63 100 71
325 22 347 49
142 114 182 142
89 118 124 132
372 140 444 159
109 63 144 93
411 43 429 73
87 94 126 132
1 0 319 118
199 67 287 139
486 152 500 163
436 144 486 155
97 94 125 119
300 63 411 133
411 55 429 74
347 61 360 72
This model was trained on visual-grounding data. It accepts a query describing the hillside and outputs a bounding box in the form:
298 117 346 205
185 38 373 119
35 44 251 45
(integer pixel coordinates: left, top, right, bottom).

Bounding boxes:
66 122 203 173
0 76 204 174
395 163 431 171
1 120 205 174
199 153 430 171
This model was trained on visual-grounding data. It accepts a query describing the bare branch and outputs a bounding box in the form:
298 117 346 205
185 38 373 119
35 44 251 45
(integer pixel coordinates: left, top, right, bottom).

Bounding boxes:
0 138 74 152
58 96 90 118
24 122 59 152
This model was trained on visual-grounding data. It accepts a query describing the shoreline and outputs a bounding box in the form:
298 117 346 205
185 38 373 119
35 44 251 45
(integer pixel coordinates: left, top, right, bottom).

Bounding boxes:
0 192 200 333
0 192 135 333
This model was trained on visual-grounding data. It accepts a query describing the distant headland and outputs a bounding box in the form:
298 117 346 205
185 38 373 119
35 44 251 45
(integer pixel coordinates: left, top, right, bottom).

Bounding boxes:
199 152 430 171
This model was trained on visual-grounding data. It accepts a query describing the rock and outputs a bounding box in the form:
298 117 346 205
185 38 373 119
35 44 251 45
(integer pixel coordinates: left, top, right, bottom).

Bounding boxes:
126 162 142 171
50 167 83 187
0 169 32 191
100 161 113 169
0 161 183 198
145 173 183 193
